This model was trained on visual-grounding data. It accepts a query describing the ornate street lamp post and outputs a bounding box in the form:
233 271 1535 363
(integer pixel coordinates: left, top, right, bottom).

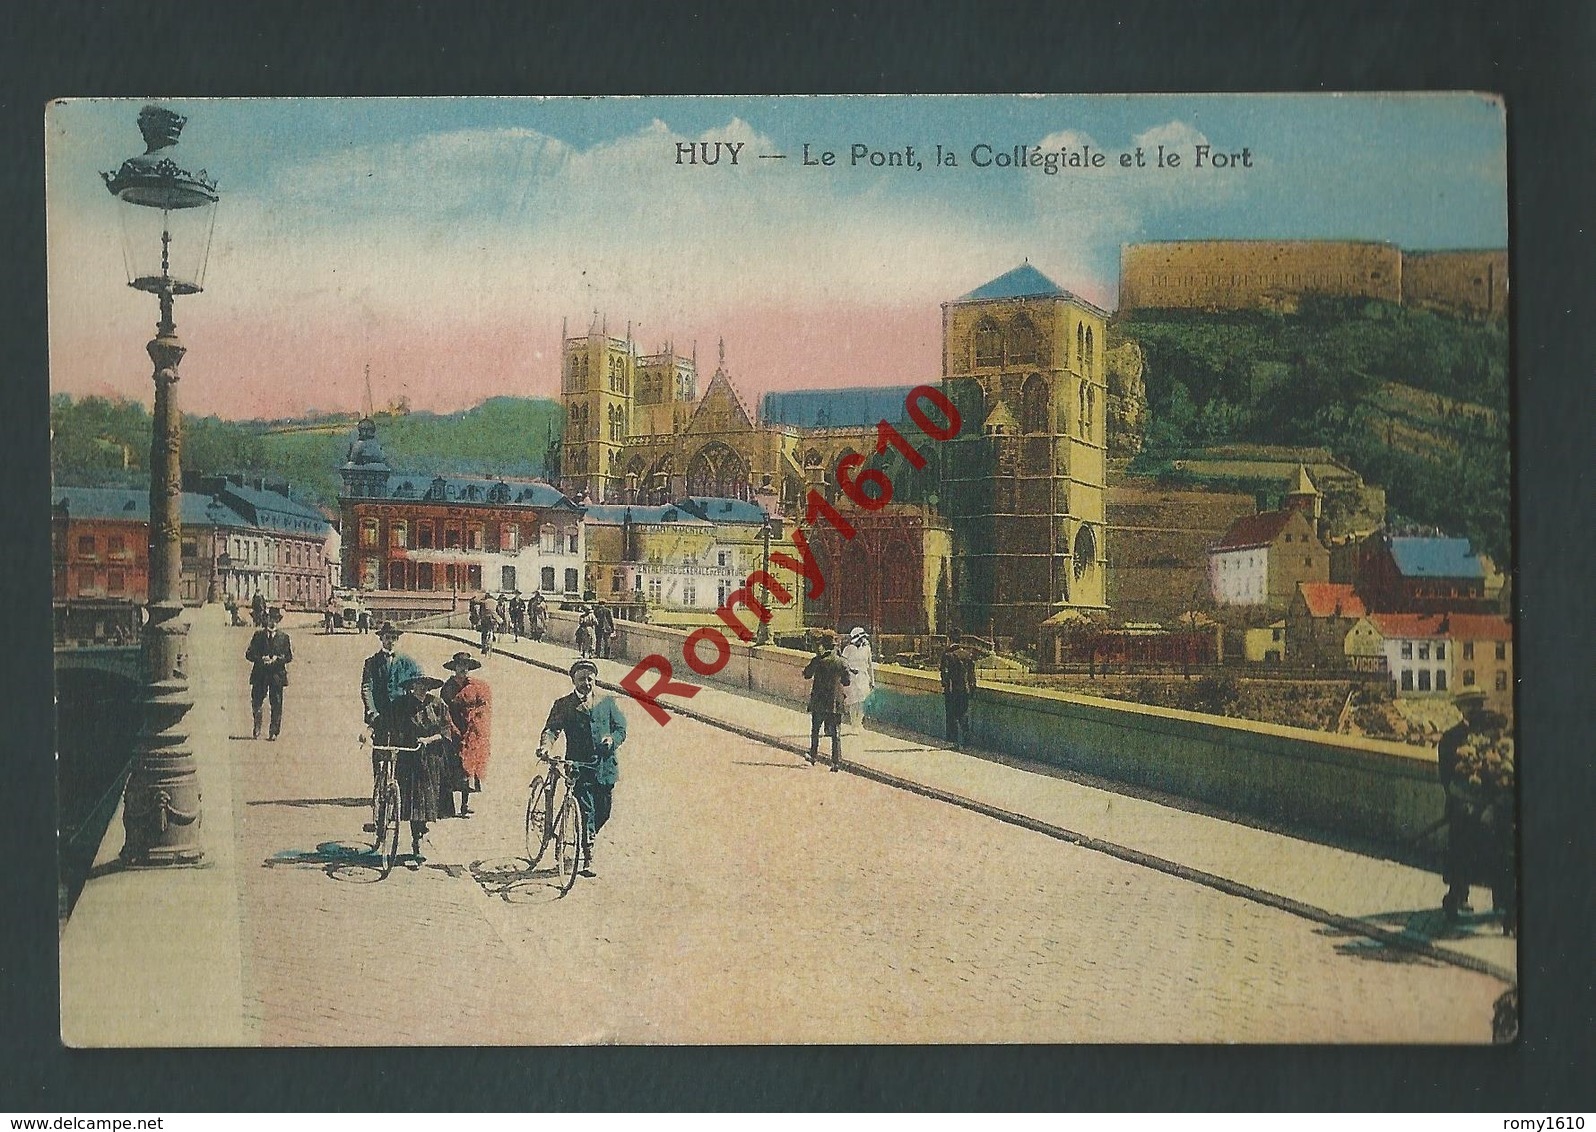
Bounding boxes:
754 513 778 646
103 105 219 865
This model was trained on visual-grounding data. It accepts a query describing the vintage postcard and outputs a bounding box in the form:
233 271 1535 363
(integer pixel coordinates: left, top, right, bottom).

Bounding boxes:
49 94 1515 1045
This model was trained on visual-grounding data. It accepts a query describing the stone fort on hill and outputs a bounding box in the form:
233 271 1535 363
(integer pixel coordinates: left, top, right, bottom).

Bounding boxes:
1119 240 1506 320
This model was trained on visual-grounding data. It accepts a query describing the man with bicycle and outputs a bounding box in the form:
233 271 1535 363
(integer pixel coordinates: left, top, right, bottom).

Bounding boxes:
535 659 627 877
361 621 422 831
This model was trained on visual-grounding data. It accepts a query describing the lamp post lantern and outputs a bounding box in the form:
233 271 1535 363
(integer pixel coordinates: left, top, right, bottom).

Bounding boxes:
103 104 219 866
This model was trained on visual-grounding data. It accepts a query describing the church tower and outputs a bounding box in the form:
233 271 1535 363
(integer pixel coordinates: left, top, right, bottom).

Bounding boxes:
939 264 1110 645
559 316 637 503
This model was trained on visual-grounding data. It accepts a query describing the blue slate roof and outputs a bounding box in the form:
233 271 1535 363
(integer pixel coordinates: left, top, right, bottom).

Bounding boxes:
382 475 575 509
582 504 710 526
212 481 330 535
54 486 252 528
680 496 770 524
1389 537 1484 579
958 263 1070 302
760 386 920 429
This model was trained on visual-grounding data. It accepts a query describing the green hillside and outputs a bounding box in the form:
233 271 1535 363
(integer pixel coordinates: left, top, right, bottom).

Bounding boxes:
50 394 564 513
1118 298 1511 568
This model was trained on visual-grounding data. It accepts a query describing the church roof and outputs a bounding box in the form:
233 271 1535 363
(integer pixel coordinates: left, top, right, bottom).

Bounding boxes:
760 385 920 429
958 263 1071 303
680 496 770 524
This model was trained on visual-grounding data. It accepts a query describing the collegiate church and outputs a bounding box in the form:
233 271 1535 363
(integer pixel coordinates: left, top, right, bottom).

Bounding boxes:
555 263 1111 645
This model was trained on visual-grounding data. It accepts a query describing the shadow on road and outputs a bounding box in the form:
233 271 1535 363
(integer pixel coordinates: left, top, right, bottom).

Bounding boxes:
1315 905 1509 966
469 855 569 904
246 797 369 809
263 840 390 884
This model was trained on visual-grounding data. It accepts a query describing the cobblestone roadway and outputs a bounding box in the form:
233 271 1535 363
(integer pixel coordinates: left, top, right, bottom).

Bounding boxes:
231 622 1505 1044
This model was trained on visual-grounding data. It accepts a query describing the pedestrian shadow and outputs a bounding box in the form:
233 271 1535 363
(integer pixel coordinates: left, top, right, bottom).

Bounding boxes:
1315 906 1507 965
263 840 389 884
468 855 568 905
246 797 370 809
732 760 810 769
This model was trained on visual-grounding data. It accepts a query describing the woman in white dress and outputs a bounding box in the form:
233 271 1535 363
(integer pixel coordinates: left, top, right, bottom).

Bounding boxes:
838 626 876 733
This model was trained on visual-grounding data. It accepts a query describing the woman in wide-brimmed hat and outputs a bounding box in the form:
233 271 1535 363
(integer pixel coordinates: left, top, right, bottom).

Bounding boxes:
378 672 451 866
838 625 876 734
441 651 493 818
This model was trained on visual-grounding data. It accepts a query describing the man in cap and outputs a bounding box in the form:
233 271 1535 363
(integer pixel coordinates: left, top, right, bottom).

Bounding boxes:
536 658 628 877
244 607 294 740
802 630 851 770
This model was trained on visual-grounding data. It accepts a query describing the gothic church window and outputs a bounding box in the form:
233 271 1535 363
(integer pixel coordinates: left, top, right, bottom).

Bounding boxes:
1020 374 1050 434
973 318 1002 368
1007 315 1039 366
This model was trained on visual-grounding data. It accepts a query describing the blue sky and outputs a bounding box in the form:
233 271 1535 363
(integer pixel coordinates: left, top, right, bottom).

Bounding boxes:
46 94 1507 416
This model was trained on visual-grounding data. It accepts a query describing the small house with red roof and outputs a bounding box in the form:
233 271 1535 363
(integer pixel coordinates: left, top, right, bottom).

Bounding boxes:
1208 497 1329 608
1286 581 1369 669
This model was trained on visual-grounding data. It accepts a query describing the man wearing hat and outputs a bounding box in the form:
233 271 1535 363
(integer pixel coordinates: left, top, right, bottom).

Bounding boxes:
441 651 493 818
536 659 628 876
379 672 451 866
802 630 851 770
1436 689 1515 931
593 597 617 660
361 622 424 828
245 607 294 740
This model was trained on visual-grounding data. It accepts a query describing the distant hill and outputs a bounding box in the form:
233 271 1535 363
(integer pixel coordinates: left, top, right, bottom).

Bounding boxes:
50 394 564 513
1118 297 1511 568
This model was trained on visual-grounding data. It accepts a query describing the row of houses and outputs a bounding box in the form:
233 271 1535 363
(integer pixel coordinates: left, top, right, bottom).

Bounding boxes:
52 476 337 613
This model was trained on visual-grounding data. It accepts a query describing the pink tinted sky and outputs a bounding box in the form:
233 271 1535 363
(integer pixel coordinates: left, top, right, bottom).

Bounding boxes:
46 96 1503 420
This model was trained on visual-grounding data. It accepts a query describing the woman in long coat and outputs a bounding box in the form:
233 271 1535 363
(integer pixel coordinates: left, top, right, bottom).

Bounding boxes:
441 651 493 818
838 626 876 733
379 674 451 866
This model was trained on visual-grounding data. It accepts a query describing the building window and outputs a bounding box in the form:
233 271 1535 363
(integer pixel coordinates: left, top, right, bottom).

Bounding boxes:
718 550 729 568
567 531 579 555
1463 641 1475 660
1418 643 1430 661
1495 671 1508 691
1400 641 1413 659
1436 670 1448 691
502 524 520 552
1463 669 1476 686
182 539 198 559
648 576 662 603
717 579 729 607
564 568 579 594
416 521 434 549
1417 670 1431 691
390 521 407 549
467 525 484 551
501 565 516 592
106 570 124 594
683 579 697 607
360 519 379 548
1435 643 1445 660
1400 669 1413 691
612 569 624 594
78 535 96 555
417 562 434 590
541 526 556 554
108 535 126 556
541 567 556 592
1495 642 1507 660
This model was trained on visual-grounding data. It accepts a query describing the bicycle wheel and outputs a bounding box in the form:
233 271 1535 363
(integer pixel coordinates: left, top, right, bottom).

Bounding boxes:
553 795 583 895
524 774 552 870
378 780 401 878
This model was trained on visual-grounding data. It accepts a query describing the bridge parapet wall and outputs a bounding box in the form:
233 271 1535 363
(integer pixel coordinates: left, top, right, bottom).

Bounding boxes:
595 615 1440 851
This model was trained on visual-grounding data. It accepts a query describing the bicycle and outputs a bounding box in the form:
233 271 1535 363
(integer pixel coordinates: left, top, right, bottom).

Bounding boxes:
524 746 591 896
362 733 433 879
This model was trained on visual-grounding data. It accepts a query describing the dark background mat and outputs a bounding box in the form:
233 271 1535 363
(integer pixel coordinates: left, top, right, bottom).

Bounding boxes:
3 0 1591 1111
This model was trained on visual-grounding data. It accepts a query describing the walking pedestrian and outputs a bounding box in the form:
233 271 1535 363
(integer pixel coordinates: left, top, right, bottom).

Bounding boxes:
594 597 617 659
940 629 979 748
536 659 627 877
245 607 294 740
379 673 451 866
441 652 492 818
802 631 851 770
509 592 526 641
838 625 876 733
355 599 371 634
250 590 268 629
529 591 548 642
495 593 509 628
576 604 598 660
323 595 340 634
1437 690 1516 934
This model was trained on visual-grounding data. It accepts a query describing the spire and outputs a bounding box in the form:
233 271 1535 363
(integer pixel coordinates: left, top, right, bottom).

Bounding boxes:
363 363 374 419
718 337 726 370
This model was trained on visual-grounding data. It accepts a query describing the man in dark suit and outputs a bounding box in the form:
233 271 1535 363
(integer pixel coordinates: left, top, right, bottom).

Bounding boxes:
802 631 851 771
593 598 617 659
362 621 422 731
940 628 980 749
536 658 628 877
244 607 294 740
